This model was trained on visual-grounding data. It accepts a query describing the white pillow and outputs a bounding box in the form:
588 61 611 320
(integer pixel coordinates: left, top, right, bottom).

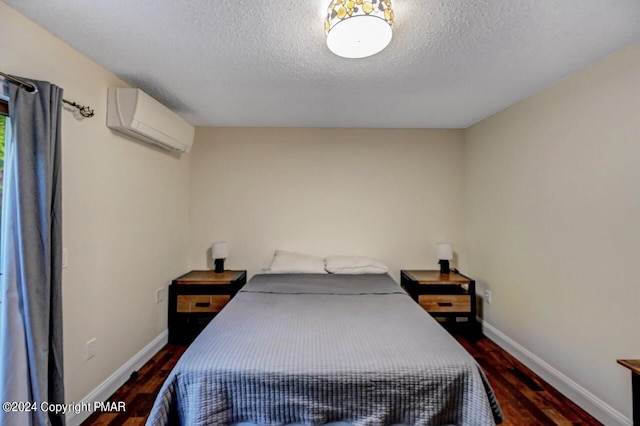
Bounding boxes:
268 250 328 274
324 256 389 274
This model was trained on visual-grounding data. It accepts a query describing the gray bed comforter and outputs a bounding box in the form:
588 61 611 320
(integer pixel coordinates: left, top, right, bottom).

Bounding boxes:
147 274 503 426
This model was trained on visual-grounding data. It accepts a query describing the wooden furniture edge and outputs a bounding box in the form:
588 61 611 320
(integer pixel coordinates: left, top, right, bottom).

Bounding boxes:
402 269 472 285
174 270 246 284
618 359 640 375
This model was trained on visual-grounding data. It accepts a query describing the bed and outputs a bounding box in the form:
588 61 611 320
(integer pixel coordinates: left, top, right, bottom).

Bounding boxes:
147 273 503 426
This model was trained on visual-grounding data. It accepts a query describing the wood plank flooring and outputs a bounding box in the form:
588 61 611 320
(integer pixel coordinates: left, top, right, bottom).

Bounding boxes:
82 333 601 425
453 334 601 425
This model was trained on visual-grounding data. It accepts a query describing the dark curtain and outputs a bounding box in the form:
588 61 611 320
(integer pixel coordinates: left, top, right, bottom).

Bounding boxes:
0 78 64 426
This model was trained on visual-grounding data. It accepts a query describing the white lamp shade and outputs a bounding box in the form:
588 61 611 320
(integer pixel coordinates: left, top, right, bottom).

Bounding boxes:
436 243 453 261
326 16 392 59
211 241 228 259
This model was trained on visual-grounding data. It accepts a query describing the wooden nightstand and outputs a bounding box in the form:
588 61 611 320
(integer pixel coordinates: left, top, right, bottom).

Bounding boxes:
168 270 247 344
401 270 479 338
617 359 640 425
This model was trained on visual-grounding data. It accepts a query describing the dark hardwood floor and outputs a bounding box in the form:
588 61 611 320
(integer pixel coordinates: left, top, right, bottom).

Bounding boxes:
82 344 187 426
82 333 601 425
453 333 601 425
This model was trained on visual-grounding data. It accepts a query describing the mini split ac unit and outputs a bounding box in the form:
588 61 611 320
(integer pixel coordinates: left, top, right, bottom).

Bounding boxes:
107 88 195 153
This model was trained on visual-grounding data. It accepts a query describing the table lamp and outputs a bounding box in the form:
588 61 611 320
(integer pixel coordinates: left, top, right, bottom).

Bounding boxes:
211 241 228 273
436 243 453 274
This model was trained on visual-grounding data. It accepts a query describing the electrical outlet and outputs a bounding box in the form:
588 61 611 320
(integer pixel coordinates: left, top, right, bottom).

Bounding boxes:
156 287 165 304
86 338 96 360
484 290 492 304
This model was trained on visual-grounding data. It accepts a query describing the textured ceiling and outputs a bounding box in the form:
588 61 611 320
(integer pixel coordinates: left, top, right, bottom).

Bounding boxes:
6 0 640 128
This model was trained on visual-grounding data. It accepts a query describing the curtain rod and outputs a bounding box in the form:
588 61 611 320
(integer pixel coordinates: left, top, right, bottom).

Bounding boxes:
0 71 94 118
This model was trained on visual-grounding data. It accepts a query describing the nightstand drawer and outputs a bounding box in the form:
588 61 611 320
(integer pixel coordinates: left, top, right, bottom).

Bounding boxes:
169 270 247 345
176 295 230 313
418 294 471 313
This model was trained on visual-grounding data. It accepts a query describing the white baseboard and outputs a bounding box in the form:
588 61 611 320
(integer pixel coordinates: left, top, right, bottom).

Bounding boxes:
481 320 631 426
66 329 168 426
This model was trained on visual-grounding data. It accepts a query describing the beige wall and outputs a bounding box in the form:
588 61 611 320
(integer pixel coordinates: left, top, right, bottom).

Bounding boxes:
465 42 640 422
188 128 467 280
1 3 190 403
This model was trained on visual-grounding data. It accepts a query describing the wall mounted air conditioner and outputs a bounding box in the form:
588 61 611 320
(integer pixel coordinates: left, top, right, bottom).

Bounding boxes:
107 88 195 153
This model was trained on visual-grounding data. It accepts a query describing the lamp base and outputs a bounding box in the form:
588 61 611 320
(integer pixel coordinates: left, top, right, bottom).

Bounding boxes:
439 259 450 274
214 258 225 273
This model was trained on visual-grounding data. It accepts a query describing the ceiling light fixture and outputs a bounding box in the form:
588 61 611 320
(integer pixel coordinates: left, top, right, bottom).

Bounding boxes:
325 0 394 59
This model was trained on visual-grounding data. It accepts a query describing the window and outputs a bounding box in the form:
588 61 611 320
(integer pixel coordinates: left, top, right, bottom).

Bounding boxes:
0 107 5 230
0 101 5 305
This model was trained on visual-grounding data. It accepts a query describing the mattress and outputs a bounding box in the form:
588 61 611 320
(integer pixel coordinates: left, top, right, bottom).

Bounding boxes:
147 273 502 426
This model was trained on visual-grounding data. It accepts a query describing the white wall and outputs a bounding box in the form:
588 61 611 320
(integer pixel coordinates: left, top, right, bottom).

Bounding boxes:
1 3 190 404
188 128 467 281
465 42 640 423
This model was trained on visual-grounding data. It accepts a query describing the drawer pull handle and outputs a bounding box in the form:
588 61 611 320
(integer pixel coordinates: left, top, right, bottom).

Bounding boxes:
195 302 211 308
437 302 453 307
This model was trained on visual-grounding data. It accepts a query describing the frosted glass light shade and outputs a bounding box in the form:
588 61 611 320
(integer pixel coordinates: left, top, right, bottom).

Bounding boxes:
325 0 394 59
211 241 228 259
436 243 453 261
